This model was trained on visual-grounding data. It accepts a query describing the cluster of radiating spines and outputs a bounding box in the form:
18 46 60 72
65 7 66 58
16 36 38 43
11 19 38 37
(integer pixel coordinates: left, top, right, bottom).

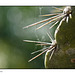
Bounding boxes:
23 6 72 31
23 6 72 62
23 32 57 62
54 6 72 38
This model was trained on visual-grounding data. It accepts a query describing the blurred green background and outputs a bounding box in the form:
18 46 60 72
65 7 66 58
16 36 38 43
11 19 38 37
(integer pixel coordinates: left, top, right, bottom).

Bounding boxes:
0 6 75 69
0 6 56 69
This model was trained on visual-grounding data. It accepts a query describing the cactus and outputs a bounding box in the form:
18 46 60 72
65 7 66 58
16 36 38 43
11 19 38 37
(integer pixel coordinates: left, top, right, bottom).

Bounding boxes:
45 6 75 68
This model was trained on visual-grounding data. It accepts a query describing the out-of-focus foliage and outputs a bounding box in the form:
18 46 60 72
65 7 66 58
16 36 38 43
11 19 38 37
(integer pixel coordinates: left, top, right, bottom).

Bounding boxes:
45 7 75 68
0 6 56 69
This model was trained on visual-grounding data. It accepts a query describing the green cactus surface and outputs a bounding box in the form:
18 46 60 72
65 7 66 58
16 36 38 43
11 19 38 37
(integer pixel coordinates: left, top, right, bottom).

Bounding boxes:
45 7 75 69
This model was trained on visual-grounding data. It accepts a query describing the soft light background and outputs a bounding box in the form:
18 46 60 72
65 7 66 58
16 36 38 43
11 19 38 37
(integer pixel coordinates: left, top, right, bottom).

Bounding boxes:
0 6 55 69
